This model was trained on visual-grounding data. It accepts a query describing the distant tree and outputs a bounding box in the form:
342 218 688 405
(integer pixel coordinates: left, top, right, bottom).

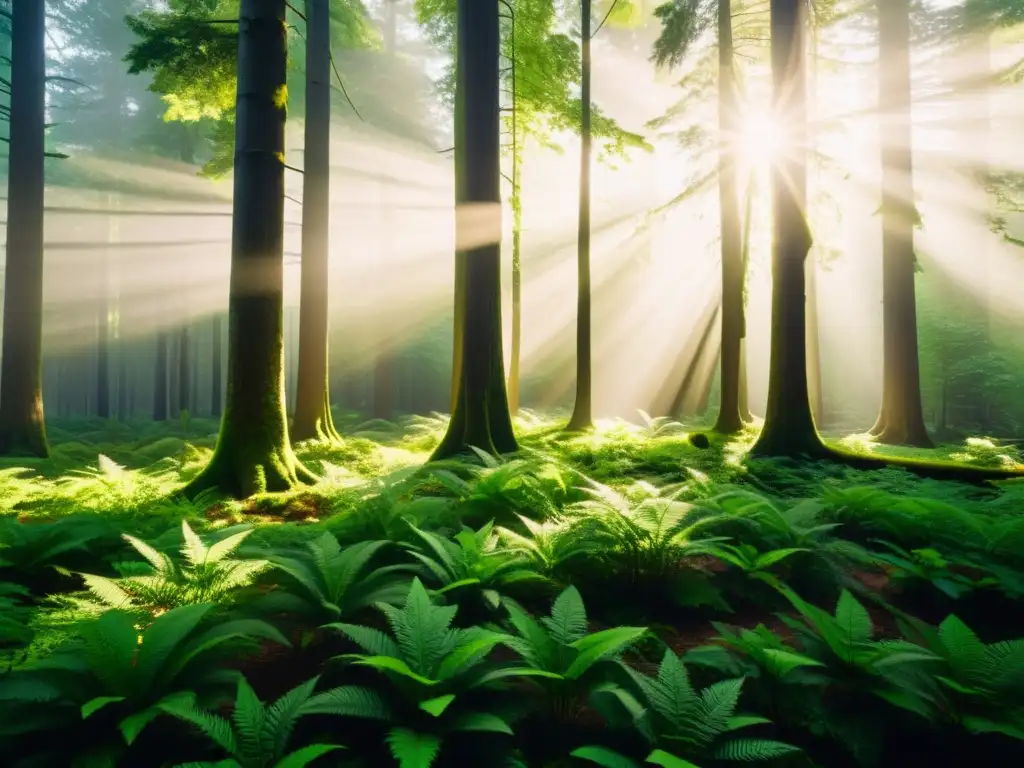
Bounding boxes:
0 0 49 457
869 0 932 447
430 0 518 459
183 0 316 497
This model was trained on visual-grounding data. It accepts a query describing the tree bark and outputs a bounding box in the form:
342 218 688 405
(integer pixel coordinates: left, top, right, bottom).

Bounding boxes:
750 0 827 458
871 0 932 447
183 0 314 498
0 0 49 457
508 148 523 415
211 313 223 417
431 0 517 460
178 323 190 415
714 0 745 434
567 0 594 431
292 0 341 443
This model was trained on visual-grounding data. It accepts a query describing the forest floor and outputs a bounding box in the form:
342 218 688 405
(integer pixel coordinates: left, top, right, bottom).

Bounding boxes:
2 411 1024 767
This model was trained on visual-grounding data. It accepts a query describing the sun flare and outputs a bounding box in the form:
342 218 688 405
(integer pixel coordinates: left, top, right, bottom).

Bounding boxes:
737 107 788 168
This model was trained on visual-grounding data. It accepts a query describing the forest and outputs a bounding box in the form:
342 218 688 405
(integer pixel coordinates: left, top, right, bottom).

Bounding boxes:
1 0 1024 766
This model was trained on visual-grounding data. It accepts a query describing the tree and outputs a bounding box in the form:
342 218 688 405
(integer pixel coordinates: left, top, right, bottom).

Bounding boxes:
430 0 518 460
749 0 829 458
0 0 49 457
292 0 342 443
869 0 932 447
182 0 316 498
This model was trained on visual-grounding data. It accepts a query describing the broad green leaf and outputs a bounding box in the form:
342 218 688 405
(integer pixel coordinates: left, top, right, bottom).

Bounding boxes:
646 750 702 768
81 696 126 719
449 711 514 734
565 627 647 679
419 694 456 717
351 655 438 686
570 745 643 768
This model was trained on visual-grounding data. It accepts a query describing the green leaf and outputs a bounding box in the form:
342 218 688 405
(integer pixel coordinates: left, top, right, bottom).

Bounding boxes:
646 750 702 768
419 694 456 717
565 627 647 679
834 590 873 645
434 578 482 594
386 728 442 768
81 696 126 719
570 746 643 768
449 711 514 734
272 744 345 768
351 655 438 686
761 649 825 677
754 548 810 569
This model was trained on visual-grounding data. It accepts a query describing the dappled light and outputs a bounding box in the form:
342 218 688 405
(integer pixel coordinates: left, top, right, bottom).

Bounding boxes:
2 1 1024 766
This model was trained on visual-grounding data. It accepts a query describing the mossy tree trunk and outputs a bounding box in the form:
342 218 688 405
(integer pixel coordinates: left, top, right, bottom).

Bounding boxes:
431 0 517 461
292 0 341 443
870 0 931 447
184 0 314 499
0 0 48 458
567 0 593 432
714 0 745 435
750 0 828 459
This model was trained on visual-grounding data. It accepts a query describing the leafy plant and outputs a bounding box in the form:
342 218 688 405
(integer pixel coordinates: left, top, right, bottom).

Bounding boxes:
0 515 120 589
899 614 1024 739
496 513 607 578
869 541 986 600
78 521 268 615
570 480 727 583
325 577 527 767
255 533 413 626
0 582 34 668
0 603 289 765
158 673 390 767
573 649 798 768
636 409 688 438
498 585 647 722
405 521 548 613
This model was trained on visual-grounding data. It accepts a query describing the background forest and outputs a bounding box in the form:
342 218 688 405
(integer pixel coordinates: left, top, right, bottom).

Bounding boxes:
1 0 1024 767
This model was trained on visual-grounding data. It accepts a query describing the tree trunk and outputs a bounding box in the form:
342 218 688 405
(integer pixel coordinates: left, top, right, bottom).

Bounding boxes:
211 313 223 417
183 0 314 498
372 0 399 422
738 175 754 422
750 0 826 458
0 0 48 457
431 0 517 460
806 21 824 428
567 0 594 431
178 323 190 415
293 0 341 443
714 0 745 435
154 331 168 421
96 260 110 420
508 148 523 415
871 0 931 447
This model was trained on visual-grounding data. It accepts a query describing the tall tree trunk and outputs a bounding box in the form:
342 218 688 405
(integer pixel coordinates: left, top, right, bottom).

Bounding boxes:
431 0 517 460
293 0 341 442
154 331 168 421
714 0 745 434
184 0 314 498
871 0 931 447
372 0 398 422
738 174 755 422
750 0 826 458
508 144 523 414
0 0 48 457
117 347 128 421
567 0 593 431
211 313 223 417
806 18 824 427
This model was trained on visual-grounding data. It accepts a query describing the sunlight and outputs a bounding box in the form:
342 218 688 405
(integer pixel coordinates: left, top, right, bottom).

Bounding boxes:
737 106 787 169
